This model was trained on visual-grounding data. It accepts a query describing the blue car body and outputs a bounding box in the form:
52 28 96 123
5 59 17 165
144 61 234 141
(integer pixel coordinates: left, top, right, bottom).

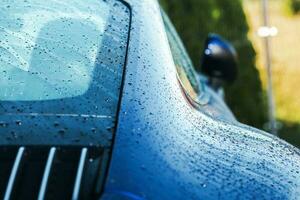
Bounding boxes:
102 0 300 199
0 0 300 199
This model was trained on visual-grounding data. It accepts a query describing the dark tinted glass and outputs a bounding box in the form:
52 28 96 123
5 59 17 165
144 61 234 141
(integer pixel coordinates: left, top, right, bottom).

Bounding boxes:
0 0 130 116
162 11 201 101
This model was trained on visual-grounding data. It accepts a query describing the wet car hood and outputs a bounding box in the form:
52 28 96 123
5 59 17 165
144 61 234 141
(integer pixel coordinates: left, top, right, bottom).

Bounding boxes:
0 113 113 147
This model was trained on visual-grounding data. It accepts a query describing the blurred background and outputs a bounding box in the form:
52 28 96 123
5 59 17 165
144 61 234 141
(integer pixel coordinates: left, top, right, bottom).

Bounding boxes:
160 0 300 148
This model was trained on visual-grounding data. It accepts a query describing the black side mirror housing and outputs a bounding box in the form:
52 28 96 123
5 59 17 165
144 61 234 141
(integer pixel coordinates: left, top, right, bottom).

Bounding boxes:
200 34 238 84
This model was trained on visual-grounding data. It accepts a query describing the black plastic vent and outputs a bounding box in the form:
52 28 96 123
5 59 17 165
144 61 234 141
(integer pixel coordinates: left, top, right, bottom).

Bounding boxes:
0 146 109 200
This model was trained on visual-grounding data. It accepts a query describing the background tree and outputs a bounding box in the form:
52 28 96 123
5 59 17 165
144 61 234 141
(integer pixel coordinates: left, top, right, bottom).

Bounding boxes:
285 0 300 14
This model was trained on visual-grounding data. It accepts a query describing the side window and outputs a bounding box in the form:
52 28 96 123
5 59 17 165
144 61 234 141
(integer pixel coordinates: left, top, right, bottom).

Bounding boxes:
161 10 201 102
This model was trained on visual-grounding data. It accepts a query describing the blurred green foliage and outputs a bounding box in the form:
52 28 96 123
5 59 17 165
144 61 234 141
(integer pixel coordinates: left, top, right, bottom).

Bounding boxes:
284 0 300 14
160 0 268 129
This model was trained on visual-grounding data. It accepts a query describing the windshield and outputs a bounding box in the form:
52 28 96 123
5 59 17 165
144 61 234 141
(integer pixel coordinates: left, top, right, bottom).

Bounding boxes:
0 0 130 116
1 0 117 101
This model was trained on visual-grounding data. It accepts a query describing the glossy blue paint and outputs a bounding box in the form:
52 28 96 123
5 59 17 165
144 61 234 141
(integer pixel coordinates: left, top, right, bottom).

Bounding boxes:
102 0 300 199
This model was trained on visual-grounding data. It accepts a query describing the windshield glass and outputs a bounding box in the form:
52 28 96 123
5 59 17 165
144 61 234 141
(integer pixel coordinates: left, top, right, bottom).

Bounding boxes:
1 0 111 101
0 0 130 116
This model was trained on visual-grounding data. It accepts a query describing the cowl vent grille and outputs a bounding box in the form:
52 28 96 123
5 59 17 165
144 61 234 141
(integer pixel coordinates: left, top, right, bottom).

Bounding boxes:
0 146 108 200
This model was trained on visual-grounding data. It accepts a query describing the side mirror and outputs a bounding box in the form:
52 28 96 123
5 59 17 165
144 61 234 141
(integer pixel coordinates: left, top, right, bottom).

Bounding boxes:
200 34 238 84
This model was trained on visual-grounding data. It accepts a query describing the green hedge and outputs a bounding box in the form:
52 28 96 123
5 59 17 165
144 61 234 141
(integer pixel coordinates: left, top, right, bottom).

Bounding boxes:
160 0 268 129
287 0 300 14
285 0 300 14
